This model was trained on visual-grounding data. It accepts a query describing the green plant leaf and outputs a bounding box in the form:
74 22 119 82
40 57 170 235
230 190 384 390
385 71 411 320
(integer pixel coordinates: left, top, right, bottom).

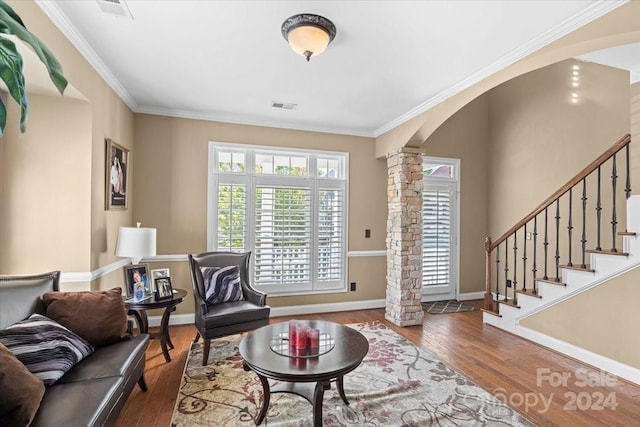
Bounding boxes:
0 98 7 138
0 1 25 28
0 37 27 133
0 1 67 95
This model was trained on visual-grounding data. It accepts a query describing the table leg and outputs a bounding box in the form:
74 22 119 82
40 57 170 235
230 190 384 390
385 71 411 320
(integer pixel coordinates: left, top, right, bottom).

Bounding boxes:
312 381 326 427
159 305 174 362
129 310 149 334
337 376 349 405
166 306 176 349
255 373 271 425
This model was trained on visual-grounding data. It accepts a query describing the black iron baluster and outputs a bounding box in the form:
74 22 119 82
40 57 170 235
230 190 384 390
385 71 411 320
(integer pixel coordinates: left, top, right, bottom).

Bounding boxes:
567 188 573 267
611 153 618 253
504 237 509 302
625 142 631 201
513 232 518 305
532 216 538 295
495 246 500 301
543 207 549 280
555 199 561 281
581 178 587 269
596 166 602 251
522 223 528 293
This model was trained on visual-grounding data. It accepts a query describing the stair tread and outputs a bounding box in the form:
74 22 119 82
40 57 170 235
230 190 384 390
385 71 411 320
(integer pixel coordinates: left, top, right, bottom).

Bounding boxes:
618 231 636 236
516 289 543 298
586 249 629 256
559 264 596 272
536 277 567 286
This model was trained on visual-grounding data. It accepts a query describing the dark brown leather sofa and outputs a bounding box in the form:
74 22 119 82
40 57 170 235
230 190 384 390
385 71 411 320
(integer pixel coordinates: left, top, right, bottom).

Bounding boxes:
0 271 149 427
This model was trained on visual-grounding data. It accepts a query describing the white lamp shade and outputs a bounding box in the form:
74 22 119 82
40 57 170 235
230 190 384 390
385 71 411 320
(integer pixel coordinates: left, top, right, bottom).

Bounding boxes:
115 226 156 263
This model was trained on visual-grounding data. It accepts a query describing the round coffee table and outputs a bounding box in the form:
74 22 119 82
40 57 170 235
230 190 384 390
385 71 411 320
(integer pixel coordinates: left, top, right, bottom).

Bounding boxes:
124 288 187 362
239 321 369 426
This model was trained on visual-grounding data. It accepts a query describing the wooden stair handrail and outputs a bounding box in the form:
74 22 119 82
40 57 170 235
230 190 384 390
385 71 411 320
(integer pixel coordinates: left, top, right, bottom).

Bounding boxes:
488 134 631 252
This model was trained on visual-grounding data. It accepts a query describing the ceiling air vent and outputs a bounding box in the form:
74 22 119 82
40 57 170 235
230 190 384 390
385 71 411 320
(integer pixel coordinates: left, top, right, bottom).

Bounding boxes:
271 101 297 110
96 0 134 19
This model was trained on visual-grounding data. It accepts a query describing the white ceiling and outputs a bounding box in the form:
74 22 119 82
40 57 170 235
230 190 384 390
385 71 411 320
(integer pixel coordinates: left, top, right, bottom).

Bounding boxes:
37 0 628 138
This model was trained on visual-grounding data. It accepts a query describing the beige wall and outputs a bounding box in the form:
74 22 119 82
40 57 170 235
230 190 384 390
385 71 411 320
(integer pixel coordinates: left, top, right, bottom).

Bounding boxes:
487 59 630 239
0 94 91 273
133 114 388 309
521 266 640 368
632 83 640 184
421 95 490 294
1 1 135 290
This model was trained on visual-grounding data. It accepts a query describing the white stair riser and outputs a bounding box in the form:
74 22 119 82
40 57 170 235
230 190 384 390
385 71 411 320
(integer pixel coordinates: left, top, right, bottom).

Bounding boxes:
626 195 640 232
514 294 543 311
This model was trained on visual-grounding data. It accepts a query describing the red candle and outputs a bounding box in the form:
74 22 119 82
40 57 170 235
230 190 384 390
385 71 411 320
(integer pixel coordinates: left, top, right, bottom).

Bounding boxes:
288 320 298 347
295 323 309 349
309 328 320 353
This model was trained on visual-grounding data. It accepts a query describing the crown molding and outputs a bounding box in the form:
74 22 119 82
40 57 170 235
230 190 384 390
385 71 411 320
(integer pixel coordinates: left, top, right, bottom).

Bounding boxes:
35 0 138 110
135 105 374 138
373 0 628 137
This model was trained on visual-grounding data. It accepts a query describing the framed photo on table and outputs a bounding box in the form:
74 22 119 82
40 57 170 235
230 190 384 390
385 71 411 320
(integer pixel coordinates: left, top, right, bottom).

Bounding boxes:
155 277 174 300
123 263 150 300
105 138 129 210
150 268 171 292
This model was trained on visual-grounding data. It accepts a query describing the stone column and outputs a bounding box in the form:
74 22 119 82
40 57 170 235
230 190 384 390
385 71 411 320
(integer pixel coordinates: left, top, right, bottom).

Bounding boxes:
386 148 424 326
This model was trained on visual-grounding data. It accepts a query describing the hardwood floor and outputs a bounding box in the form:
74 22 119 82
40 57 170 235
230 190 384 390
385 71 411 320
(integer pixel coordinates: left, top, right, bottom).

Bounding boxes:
116 303 640 426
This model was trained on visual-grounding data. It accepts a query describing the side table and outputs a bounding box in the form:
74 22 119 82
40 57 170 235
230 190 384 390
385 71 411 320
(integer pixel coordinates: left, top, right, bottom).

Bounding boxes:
125 288 187 362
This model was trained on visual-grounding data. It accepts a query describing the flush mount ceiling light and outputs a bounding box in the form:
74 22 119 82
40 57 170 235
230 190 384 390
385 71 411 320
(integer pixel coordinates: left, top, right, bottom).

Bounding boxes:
281 13 336 62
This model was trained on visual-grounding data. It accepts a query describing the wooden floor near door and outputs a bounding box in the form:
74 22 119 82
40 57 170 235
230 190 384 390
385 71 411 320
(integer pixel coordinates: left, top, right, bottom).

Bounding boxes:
116 302 640 426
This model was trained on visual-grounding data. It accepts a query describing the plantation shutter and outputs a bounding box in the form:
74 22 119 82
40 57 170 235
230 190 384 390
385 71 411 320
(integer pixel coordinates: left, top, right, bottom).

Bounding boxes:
216 183 246 251
422 186 452 287
317 188 344 283
254 185 312 285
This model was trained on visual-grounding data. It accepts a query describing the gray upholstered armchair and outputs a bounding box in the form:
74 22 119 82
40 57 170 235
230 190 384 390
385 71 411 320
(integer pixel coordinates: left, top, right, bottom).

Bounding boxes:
188 251 270 366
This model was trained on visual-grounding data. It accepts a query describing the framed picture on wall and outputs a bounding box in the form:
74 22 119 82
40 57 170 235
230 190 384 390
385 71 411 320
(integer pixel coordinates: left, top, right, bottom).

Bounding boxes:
105 138 129 210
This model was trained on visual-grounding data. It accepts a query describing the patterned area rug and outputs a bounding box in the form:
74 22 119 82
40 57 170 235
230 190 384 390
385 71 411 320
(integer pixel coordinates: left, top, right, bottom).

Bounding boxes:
423 300 477 314
171 322 533 426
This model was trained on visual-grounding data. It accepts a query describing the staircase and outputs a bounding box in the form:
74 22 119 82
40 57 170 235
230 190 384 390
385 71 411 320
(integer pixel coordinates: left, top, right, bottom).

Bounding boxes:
481 135 640 385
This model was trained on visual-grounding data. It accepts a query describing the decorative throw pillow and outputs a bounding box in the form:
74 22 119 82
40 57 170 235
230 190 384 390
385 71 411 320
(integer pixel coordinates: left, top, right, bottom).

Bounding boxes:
0 314 94 386
0 343 45 426
43 287 130 347
200 266 244 304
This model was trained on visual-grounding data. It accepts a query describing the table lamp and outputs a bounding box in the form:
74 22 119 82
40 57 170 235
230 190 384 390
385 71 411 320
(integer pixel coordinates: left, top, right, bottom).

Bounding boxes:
115 222 156 265
115 223 156 300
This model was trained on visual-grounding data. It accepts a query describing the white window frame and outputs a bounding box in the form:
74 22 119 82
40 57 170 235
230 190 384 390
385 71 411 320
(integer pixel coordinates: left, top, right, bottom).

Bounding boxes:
208 142 349 296
422 156 460 301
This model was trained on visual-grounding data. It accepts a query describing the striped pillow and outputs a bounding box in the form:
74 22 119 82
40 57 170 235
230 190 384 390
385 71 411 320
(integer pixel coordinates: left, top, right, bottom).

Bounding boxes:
0 314 94 386
201 266 244 304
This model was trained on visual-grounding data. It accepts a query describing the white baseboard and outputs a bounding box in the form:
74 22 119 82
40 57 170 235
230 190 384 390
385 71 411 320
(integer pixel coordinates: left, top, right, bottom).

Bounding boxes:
146 313 195 328
458 291 484 301
516 325 640 386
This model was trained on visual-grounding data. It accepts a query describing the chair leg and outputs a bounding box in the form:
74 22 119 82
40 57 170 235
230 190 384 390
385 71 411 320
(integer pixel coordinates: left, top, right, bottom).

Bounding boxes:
202 339 211 366
138 373 148 392
193 331 201 343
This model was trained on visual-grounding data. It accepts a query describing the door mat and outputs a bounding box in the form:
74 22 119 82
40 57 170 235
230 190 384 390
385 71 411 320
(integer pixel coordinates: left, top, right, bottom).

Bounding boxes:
422 300 476 314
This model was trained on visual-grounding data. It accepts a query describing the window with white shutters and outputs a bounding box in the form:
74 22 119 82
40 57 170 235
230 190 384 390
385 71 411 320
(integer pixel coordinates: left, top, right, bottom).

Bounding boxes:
422 157 459 299
209 143 348 295
422 186 452 286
